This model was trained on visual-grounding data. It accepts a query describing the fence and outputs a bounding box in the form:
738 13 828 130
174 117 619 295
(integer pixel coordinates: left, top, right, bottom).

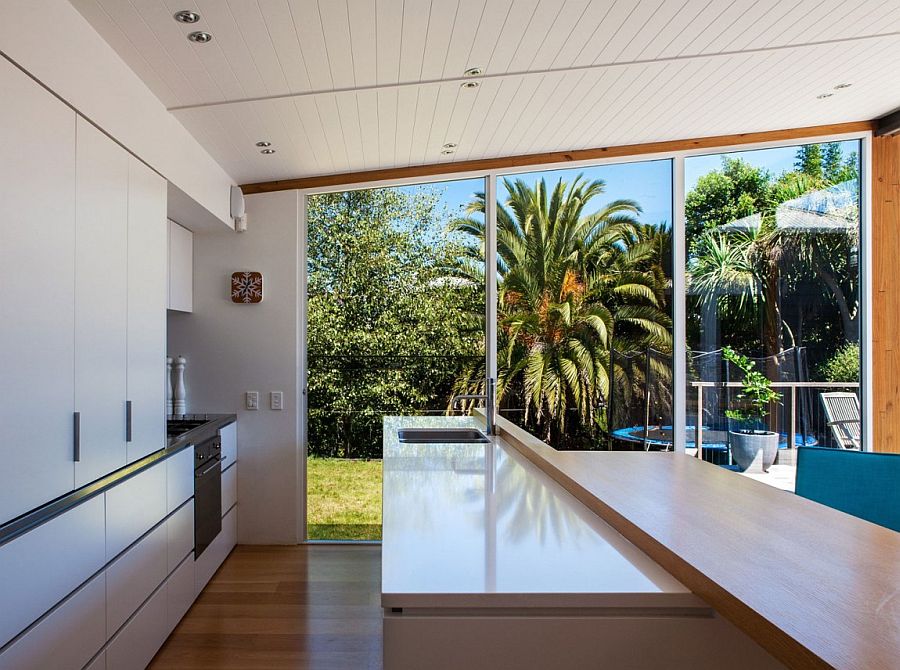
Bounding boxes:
307 354 480 458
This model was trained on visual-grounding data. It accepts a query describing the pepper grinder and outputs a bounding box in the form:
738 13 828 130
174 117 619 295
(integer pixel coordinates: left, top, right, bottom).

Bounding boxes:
173 356 187 415
166 356 174 416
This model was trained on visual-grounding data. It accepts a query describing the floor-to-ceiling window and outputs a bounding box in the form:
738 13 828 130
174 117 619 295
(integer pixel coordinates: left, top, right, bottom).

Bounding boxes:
305 178 484 540
457 160 675 452
684 140 863 487
301 133 870 540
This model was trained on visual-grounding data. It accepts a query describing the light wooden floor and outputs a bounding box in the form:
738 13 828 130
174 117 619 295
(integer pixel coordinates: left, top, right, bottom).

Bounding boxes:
149 545 383 669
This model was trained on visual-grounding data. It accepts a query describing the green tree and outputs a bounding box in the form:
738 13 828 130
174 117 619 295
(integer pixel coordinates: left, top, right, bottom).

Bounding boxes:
685 157 770 239
795 144 823 179
451 176 671 443
307 187 483 458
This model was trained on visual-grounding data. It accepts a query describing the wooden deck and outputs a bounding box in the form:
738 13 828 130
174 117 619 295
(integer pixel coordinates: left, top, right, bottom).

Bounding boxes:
149 545 383 670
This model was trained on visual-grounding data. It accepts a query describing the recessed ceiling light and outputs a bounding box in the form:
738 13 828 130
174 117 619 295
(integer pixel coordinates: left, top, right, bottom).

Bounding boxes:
834 83 852 89
441 149 455 155
255 141 272 147
816 92 833 99
461 81 479 89
174 10 200 24
187 31 212 44
442 142 458 149
260 148 276 155
463 67 483 77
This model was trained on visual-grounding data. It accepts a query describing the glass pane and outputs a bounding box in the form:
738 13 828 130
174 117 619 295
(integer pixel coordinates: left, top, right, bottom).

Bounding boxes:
684 141 862 488
305 179 485 540
482 161 674 450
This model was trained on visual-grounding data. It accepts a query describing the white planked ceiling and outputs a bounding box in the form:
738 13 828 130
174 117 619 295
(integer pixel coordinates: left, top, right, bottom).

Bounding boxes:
69 0 900 184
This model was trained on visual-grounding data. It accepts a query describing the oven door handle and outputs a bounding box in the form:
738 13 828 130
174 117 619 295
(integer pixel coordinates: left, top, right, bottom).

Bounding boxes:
196 456 223 478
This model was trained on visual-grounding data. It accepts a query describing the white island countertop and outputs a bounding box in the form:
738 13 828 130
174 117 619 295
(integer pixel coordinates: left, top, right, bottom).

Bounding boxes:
381 415 706 611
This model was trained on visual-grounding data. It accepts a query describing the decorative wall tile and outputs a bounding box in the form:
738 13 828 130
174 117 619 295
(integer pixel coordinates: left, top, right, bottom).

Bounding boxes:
231 271 263 303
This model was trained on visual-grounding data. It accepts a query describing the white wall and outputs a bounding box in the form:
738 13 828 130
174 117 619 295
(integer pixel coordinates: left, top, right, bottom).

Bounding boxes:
167 191 301 544
0 0 234 229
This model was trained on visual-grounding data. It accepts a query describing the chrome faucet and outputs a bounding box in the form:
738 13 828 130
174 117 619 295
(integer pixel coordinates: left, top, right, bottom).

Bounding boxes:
451 377 496 436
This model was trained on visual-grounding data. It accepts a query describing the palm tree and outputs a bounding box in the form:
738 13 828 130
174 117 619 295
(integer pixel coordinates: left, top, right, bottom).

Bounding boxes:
449 175 672 442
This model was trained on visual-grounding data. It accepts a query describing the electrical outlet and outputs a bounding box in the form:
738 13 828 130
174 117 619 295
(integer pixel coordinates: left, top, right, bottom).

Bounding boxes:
245 391 259 410
270 391 283 410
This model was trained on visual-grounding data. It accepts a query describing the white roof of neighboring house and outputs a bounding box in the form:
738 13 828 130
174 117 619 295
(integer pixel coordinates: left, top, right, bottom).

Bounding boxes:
717 180 858 234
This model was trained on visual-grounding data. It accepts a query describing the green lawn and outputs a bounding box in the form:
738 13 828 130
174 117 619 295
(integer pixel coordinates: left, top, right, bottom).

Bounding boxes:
307 457 382 541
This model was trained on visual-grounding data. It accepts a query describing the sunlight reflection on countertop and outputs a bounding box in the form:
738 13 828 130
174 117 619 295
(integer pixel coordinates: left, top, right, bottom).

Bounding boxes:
381 415 706 610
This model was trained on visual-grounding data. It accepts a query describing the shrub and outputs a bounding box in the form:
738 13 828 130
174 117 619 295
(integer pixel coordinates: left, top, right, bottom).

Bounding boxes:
820 343 860 383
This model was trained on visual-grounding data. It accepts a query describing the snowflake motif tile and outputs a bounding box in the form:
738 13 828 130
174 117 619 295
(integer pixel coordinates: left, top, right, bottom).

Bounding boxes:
231 271 263 303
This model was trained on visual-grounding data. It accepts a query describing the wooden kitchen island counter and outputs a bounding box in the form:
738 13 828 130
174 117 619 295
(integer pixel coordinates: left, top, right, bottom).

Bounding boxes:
497 416 900 670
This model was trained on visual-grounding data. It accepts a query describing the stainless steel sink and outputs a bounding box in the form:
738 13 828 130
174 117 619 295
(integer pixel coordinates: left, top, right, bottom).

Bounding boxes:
397 428 491 444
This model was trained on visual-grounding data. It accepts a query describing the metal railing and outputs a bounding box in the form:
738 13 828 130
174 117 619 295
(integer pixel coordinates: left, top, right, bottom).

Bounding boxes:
689 381 860 461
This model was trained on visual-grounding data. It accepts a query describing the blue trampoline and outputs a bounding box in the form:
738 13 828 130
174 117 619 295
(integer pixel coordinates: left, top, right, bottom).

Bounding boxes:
611 425 818 451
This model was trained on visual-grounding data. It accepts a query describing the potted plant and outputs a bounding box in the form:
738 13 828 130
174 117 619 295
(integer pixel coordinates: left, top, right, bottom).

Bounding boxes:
722 347 781 472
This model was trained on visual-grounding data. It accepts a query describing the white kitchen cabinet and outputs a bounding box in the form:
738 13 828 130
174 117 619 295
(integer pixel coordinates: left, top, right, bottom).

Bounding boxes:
167 500 194 573
222 463 237 517
166 447 194 513
0 495 105 649
0 572 106 670
195 505 237 595
74 118 128 487
0 56 77 524
166 555 195 634
219 422 237 468
105 576 168 670
106 521 168 639
127 157 168 463
84 652 106 670
167 219 193 312
105 461 167 561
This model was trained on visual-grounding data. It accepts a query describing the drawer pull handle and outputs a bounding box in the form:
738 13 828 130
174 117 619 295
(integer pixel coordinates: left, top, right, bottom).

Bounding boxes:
73 412 81 462
125 400 133 442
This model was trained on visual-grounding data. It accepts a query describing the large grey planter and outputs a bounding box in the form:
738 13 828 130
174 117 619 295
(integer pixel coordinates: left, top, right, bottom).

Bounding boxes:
729 430 779 473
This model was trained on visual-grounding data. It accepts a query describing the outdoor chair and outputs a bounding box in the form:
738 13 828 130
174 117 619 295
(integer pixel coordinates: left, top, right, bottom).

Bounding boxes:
819 391 861 449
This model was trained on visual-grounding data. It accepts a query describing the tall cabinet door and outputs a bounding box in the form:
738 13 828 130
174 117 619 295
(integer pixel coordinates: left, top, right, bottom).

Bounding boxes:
127 158 167 463
0 57 76 523
74 118 128 486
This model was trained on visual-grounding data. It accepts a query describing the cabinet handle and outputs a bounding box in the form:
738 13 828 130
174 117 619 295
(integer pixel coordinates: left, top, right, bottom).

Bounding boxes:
126 400 133 442
73 412 81 462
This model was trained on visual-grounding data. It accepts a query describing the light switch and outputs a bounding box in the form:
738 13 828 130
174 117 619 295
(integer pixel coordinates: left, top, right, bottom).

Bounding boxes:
245 391 259 410
270 391 283 410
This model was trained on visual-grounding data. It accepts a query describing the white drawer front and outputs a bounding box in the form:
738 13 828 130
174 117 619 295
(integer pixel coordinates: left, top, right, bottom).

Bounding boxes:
166 448 193 513
0 572 105 670
84 651 105 670
221 463 237 517
167 500 194 572
106 461 166 560
195 506 237 594
219 422 237 467
106 521 167 639
105 580 167 670
166 554 195 634
84 651 106 670
0 495 105 648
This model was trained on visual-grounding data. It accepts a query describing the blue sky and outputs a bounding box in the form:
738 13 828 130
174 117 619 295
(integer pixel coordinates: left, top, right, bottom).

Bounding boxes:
396 139 859 230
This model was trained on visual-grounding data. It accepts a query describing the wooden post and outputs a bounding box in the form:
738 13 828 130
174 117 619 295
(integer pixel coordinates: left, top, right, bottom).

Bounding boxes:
873 134 900 453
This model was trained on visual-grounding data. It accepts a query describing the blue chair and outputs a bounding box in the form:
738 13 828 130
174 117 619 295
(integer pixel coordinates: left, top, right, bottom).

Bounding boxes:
796 446 900 532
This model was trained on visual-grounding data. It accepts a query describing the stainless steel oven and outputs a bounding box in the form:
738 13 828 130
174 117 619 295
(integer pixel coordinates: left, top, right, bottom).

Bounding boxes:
194 435 222 558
